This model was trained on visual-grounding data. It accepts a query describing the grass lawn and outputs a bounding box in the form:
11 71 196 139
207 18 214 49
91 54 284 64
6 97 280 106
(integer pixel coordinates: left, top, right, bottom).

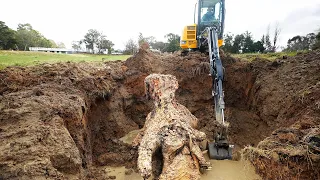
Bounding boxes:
230 51 306 61
0 51 131 69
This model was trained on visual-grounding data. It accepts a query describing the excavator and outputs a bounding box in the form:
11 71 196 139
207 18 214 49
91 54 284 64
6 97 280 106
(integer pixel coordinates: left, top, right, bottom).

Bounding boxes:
180 0 233 160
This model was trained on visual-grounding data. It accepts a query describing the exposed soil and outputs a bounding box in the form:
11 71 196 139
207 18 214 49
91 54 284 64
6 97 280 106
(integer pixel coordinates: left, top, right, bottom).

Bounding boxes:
0 49 319 179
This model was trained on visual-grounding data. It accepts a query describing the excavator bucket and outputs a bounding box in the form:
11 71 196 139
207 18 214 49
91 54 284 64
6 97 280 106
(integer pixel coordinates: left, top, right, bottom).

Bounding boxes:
207 140 233 160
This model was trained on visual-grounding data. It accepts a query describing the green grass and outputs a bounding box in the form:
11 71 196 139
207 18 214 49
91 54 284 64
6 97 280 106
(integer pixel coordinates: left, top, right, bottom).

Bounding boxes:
230 51 307 62
0 51 131 69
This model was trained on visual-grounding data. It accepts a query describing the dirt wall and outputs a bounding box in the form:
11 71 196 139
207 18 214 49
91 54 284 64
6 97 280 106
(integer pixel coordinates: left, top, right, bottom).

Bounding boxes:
0 49 319 179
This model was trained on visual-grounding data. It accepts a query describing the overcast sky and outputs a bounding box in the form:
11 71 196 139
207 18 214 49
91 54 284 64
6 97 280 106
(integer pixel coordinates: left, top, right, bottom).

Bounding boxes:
1 0 320 50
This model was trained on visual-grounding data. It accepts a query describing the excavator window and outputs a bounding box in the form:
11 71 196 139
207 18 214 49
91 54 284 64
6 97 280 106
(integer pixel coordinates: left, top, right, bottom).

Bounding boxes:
199 1 221 32
201 3 220 23
201 7 215 22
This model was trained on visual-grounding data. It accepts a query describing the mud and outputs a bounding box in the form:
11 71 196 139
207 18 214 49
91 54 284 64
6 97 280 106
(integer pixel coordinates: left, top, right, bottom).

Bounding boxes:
117 129 262 180
98 159 261 180
0 49 319 179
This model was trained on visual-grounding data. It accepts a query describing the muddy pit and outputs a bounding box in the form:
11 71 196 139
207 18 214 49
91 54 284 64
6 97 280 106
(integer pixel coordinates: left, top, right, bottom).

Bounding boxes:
0 49 319 179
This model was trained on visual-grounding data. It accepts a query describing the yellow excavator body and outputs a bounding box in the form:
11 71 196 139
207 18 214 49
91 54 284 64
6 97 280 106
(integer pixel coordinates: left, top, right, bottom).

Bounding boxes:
180 24 224 50
180 0 226 52
180 24 198 49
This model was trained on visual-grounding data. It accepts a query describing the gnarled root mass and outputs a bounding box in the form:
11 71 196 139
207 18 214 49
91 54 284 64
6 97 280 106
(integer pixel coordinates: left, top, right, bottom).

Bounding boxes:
133 74 210 180
242 117 320 180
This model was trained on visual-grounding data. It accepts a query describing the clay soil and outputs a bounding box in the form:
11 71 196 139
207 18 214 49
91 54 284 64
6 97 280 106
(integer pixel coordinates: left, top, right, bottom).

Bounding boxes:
0 49 319 179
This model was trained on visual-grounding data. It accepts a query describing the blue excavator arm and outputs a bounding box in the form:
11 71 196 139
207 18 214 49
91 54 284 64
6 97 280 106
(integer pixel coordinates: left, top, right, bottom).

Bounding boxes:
206 26 233 160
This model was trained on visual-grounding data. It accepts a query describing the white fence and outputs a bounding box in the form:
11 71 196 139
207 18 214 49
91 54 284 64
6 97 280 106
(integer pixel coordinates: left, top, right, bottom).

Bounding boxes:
29 47 109 54
29 47 75 54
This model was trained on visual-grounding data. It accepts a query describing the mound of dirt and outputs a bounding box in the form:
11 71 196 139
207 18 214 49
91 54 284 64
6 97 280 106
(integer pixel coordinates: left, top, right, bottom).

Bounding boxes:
240 51 320 179
242 118 320 180
0 50 214 179
0 48 319 179
0 62 137 179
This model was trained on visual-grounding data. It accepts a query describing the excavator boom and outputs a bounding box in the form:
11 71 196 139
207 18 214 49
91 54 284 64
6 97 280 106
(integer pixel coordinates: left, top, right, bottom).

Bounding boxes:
206 26 233 160
180 0 233 160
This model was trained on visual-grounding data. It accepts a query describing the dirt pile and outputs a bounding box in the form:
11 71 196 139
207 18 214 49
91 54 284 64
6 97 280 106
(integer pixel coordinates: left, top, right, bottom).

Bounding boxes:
0 49 319 179
240 51 320 179
0 62 137 179
0 50 213 179
242 119 320 180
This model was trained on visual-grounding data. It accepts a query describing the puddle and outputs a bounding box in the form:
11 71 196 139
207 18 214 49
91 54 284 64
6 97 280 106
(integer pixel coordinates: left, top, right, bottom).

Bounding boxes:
105 166 142 180
201 159 261 180
104 159 260 180
110 130 262 180
119 129 141 144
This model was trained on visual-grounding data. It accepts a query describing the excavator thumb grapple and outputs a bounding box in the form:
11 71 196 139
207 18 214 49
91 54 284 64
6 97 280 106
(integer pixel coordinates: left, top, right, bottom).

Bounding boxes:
207 126 233 160
208 140 233 160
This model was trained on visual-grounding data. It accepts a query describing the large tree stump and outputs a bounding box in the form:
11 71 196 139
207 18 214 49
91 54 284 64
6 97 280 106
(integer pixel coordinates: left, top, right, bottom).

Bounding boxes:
132 74 210 180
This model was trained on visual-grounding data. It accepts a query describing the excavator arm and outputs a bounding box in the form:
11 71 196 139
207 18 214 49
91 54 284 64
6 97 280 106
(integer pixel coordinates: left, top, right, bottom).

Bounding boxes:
180 0 233 160
204 27 233 160
207 27 225 124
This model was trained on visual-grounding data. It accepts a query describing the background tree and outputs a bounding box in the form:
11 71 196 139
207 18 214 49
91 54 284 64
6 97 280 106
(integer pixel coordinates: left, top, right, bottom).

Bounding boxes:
272 23 281 52
221 32 234 53
163 33 181 52
231 34 244 53
262 25 272 52
221 31 264 53
82 29 114 54
150 41 166 52
242 31 254 53
72 41 82 51
16 23 37 50
123 38 138 55
138 32 156 48
56 42 66 48
312 30 320 50
37 38 53 48
306 33 317 48
0 21 17 50
261 35 265 47
83 29 100 53
138 32 145 46
284 33 316 51
49 39 58 48
286 36 308 51
146 36 156 46
16 23 54 50
97 37 114 54
252 41 265 53
261 23 281 52
97 33 106 53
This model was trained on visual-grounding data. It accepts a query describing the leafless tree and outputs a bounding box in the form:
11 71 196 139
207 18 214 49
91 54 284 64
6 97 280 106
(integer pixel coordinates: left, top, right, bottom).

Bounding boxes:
264 24 272 52
262 23 281 52
272 22 281 52
124 38 138 55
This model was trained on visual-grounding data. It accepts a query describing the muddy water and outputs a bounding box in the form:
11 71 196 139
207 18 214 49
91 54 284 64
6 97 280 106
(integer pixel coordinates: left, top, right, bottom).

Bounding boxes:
119 129 141 144
107 130 262 180
201 159 261 180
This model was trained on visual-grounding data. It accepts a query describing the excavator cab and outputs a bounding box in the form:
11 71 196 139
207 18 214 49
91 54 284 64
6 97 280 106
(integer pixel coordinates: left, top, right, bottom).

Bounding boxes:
180 0 225 51
198 0 223 34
